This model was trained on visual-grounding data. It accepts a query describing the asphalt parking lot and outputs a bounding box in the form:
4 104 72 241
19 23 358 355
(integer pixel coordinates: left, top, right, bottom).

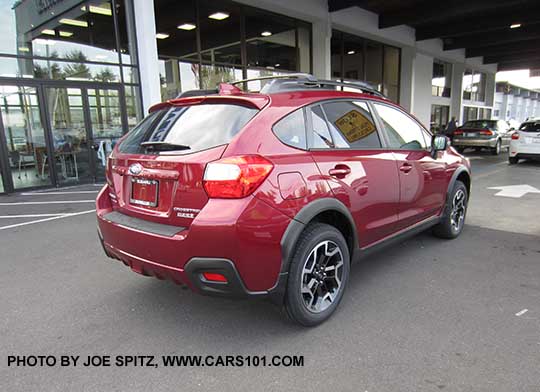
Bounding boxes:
1 152 539 391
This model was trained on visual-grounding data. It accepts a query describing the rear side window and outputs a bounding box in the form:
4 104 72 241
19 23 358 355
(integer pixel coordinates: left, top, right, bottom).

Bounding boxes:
118 103 258 154
273 109 307 149
322 101 381 149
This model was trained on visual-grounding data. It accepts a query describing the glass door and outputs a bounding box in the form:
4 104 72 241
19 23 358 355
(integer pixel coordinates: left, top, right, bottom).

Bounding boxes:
87 88 125 182
0 85 52 190
44 87 93 186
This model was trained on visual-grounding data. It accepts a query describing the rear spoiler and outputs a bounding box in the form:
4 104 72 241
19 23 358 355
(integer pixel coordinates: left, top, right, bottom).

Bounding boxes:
148 83 269 112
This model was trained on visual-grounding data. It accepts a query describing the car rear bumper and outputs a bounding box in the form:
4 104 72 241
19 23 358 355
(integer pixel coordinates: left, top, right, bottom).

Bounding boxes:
452 138 498 148
95 185 290 302
509 142 540 157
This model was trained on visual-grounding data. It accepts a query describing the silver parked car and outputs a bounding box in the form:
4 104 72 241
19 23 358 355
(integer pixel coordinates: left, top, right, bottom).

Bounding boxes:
452 119 511 155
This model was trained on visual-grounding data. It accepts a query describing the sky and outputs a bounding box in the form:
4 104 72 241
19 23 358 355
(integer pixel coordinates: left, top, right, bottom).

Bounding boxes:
496 70 540 91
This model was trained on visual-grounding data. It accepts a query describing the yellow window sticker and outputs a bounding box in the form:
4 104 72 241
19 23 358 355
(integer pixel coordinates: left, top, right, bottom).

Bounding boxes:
334 110 376 143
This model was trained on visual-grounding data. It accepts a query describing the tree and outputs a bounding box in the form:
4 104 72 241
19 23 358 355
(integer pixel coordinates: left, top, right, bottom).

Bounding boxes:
62 50 91 80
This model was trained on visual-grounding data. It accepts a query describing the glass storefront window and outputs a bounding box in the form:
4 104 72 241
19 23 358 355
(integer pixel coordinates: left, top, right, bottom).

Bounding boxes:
432 60 452 97
154 0 312 100
199 0 242 65
342 33 365 81
463 69 486 102
430 104 450 134
331 30 400 102
383 46 400 102
0 0 139 88
365 41 383 91
199 64 243 89
463 69 473 101
245 7 297 71
0 85 52 189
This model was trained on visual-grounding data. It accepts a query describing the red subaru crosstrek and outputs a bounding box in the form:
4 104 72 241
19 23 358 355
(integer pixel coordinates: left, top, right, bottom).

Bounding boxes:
96 75 471 326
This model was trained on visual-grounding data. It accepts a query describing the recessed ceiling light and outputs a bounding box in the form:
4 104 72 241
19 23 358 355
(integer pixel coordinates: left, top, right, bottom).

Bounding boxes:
178 23 196 30
42 29 55 36
59 31 73 37
209 12 230 20
275 63 280 67
261 31 272 37
88 5 112 16
60 18 89 27
156 33 170 39
510 23 521 29
347 50 355 55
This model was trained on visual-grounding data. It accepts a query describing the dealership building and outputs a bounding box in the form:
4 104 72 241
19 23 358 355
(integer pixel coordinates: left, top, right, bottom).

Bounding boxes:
0 0 538 193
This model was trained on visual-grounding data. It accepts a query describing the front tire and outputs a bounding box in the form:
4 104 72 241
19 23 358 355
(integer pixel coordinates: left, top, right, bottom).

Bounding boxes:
284 223 350 327
432 180 468 239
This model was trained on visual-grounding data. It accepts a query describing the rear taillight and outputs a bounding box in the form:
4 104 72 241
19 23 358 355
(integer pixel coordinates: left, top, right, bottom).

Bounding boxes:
479 129 494 136
511 132 520 140
203 155 273 198
105 155 114 186
453 130 463 135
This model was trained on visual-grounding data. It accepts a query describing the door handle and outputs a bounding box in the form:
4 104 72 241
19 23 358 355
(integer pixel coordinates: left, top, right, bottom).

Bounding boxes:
329 165 351 178
399 163 413 173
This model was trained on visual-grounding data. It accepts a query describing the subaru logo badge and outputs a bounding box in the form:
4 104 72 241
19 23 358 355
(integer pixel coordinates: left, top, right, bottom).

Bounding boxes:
128 163 143 176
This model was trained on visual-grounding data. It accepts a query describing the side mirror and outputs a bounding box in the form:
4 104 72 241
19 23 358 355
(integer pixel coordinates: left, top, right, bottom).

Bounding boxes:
431 134 447 158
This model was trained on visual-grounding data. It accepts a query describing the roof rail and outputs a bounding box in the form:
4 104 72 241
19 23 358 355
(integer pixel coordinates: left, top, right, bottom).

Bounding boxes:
257 77 385 98
230 73 318 86
174 73 386 99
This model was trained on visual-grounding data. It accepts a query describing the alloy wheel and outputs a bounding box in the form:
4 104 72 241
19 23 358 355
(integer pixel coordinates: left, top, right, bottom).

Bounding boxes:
300 240 344 313
450 189 466 232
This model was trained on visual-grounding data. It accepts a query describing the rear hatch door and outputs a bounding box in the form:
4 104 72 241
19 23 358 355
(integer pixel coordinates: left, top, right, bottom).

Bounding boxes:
108 98 264 228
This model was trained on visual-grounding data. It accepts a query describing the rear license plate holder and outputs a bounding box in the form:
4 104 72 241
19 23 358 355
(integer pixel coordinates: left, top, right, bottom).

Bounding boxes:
130 177 159 207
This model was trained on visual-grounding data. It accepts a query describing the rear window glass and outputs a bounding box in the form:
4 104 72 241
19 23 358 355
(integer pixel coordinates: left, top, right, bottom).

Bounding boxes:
462 120 496 129
118 103 258 154
519 122 540 132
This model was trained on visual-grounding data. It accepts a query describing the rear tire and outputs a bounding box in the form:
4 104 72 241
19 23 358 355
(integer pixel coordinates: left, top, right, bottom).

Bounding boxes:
508 156 518 165
491 139 501 155
456 147 465 154
284 223 350 327
432 180 468 239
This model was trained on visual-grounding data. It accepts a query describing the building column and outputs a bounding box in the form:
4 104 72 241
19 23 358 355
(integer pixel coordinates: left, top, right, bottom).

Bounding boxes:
132 0 161 114
485 73 496 108
312 17 331 79
450 63 464 123
399 46 415 112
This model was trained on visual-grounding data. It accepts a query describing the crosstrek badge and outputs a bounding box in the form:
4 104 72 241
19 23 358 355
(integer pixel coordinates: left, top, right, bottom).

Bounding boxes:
334 109 376 143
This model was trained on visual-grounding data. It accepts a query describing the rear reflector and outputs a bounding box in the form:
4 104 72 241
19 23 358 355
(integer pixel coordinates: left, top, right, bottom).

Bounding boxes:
203 155 273 198
511 132 520 140
202 272 228 283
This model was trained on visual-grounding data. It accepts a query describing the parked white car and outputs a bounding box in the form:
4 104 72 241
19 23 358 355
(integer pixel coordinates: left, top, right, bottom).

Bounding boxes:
509 119 540 164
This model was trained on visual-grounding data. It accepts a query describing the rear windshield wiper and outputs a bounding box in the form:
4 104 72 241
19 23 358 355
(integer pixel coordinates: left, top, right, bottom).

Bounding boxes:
140 141 191 151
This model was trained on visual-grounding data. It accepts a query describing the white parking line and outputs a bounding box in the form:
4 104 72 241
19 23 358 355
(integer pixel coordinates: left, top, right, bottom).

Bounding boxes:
0 213 65 219
0 209 96 231
0 200 95 206
515 309 528 317
26 184 104 193
20 191 99 196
